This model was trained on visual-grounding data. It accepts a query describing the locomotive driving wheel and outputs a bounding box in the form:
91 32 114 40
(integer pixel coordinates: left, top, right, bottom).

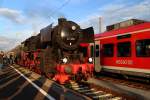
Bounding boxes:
45 72 55 79
75 73 83 82
44 61 57 79
44 64 56 79
83 72 91 81
75 68 83 82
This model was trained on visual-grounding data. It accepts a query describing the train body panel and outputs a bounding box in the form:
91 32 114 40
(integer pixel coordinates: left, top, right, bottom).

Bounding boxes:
94 22 150 77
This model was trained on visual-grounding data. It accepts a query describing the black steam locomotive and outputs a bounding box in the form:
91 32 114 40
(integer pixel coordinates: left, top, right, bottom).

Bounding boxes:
17 18 94 84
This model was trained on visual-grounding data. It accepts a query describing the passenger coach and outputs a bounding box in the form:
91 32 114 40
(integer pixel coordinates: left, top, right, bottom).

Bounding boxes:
92 19 150 78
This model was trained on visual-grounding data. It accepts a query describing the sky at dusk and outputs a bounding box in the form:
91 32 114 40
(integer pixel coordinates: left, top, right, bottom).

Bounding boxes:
0 0 150 51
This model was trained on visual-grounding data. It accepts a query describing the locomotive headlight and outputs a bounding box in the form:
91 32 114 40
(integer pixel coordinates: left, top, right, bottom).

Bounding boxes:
148 45 150 49
72 25 76 30
88 58 93 63
61 31 65 37
63 57 68 63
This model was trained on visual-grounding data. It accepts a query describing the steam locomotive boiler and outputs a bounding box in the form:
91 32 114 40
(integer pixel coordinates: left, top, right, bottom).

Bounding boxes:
18 18 94 84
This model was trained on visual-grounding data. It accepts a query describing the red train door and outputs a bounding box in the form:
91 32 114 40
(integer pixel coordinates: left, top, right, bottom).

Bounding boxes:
95 40 101 72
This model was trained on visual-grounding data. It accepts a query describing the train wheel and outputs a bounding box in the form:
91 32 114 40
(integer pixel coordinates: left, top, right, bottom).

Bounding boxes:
83 73 90 81
45 72 54 79
75 73 83 82
37 69 41 74
34 67 41 74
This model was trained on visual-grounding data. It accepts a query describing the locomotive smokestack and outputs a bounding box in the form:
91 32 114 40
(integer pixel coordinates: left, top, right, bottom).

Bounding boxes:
58 17 66 24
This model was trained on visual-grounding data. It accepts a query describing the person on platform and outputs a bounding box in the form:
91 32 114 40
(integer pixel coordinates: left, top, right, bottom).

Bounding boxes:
3 55 9 67
0 54 3 69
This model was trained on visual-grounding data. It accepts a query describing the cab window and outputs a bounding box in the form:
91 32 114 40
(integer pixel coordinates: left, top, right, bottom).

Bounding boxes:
90 45 94 57
136 39 150 57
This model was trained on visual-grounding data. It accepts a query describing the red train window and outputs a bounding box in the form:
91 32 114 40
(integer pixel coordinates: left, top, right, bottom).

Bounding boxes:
136 39 150 57
95 45 99 57
80 47 87 57
90 45 94 57
103 44 114 57
117 42 131 57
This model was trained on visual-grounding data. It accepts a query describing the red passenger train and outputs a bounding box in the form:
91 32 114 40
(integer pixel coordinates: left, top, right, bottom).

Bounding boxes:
92 19 150 78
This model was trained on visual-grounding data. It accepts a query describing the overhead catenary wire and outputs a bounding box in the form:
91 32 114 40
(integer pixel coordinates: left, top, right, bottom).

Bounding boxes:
48 0 71 20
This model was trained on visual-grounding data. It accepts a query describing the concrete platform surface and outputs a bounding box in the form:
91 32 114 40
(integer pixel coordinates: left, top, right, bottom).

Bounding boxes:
88 78 150 100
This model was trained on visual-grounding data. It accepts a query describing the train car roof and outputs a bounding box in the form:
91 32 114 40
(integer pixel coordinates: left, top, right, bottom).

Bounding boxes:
95 22 150 39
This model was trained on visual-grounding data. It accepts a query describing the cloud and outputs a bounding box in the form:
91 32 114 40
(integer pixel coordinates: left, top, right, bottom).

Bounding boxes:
25 5 64 20
80 0 150 33
1 0 149 51
24 6 62 33
0 36 20 51
0 8 25 24
0 6 58 39
101 0 150 24
0 0 90 51
21 0 68 35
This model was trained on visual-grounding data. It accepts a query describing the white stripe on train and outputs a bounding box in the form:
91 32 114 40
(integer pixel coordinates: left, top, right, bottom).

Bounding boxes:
102 65 150 74
95 28 150 40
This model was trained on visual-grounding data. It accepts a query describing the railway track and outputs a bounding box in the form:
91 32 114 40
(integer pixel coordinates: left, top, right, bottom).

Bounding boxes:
66 81 128 100
14 65 126 100
97 75 150 91
6 65 148 100
14 65 133 100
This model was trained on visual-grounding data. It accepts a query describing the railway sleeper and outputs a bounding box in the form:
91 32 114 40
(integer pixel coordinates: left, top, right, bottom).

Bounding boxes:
108 97 122 100
78 88 95 93
85 91 103 95
73 86 89 90
93 94 113 99
71 85 83 88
